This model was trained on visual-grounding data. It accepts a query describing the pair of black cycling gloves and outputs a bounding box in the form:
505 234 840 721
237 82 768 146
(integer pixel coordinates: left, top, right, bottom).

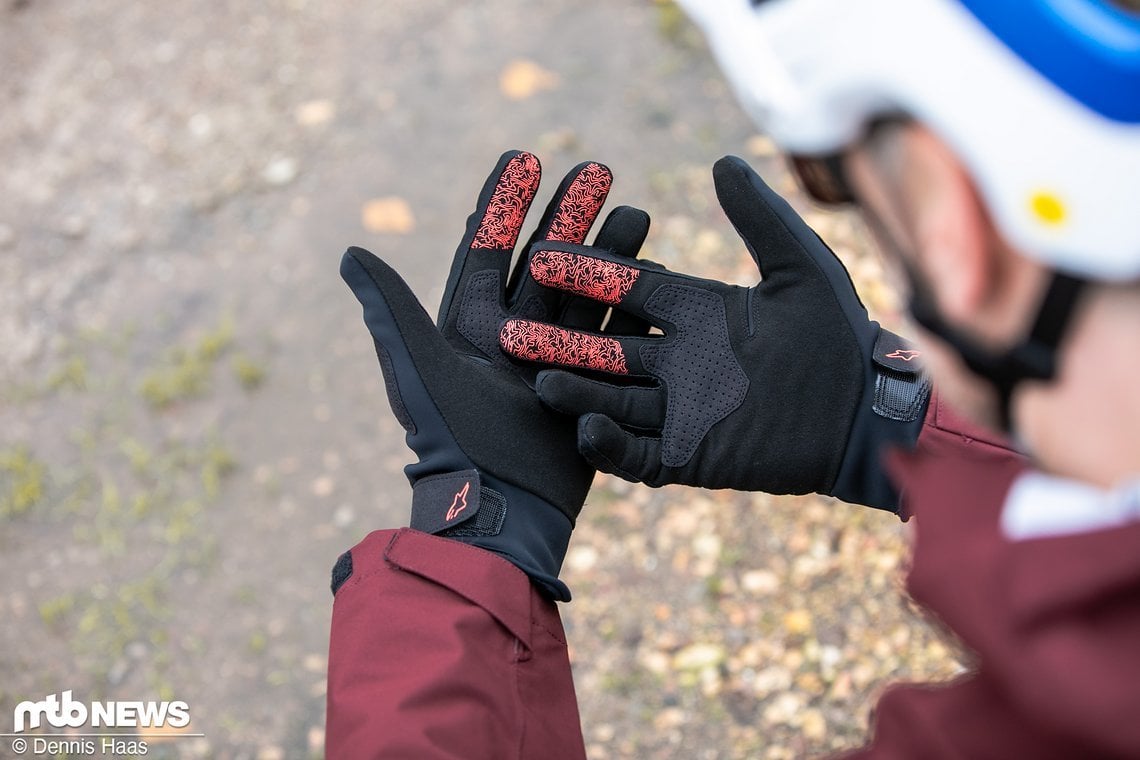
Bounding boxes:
340 151 929 600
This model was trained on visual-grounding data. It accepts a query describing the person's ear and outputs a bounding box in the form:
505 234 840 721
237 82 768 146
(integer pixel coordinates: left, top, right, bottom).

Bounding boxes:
906 127 993 325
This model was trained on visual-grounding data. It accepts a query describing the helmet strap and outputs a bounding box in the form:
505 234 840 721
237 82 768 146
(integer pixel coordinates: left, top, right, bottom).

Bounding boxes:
903 261 1086 432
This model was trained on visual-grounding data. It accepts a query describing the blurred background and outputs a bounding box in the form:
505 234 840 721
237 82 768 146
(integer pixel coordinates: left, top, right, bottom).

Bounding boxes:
0 1 964 757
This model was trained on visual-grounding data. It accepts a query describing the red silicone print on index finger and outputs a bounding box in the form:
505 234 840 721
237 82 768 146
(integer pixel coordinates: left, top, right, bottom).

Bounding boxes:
546 163 612 243
500 319 629 374
530 249 639 305
471 152 542 250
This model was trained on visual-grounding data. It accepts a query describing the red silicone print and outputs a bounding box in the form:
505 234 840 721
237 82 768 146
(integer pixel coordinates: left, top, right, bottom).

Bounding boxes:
546 163 612 243
471 152 541 250
530 250 639 305
500 320 628 374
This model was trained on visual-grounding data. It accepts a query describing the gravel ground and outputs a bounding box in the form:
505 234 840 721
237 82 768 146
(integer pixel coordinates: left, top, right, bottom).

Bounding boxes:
0 1 963 757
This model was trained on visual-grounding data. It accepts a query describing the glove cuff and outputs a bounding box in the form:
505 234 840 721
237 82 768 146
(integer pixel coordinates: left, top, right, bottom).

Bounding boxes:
410 470 573 601
830 328 931 513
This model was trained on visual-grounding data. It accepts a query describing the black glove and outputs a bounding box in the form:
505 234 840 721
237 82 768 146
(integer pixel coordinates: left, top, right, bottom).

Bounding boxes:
498 156 930 513
341 150 649 599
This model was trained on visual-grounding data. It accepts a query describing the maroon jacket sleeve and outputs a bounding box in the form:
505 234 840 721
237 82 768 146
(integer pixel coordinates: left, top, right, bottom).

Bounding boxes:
843 395 1140 759
326 528 586 760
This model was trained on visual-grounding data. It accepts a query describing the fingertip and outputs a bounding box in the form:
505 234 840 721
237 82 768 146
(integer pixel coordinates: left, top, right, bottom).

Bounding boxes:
579 411 619 447
576 412 628 477
472 151 542 251
534 369 575 414
595 206 651 256
545 161 613 244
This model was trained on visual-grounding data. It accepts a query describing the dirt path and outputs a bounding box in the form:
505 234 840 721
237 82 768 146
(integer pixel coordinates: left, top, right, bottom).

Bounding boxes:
0 2 960 757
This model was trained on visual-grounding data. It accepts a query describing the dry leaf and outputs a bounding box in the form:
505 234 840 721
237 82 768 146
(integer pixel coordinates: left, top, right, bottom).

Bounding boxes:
782 608 813 635
295 99 336 127
137 720 196 744
746 134 778 158
499 59 560 100
361 197 415 234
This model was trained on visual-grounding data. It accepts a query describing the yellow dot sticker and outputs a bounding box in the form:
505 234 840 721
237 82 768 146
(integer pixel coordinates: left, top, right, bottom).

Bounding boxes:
1030 191 1066 226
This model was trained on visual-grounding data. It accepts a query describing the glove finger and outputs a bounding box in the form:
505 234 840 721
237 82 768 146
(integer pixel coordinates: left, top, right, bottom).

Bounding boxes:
577 413 665 486
712 156 864 300
525 240 722 327
527 161 613 247
506 161 613 314
559 205 654 333
499 318 657 376
437 150 543 326
535 369 665 431
341 247 461 437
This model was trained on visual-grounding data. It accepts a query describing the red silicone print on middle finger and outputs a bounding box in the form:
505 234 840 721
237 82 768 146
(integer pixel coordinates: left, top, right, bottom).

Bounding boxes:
529 249 639 305
545 163 612 244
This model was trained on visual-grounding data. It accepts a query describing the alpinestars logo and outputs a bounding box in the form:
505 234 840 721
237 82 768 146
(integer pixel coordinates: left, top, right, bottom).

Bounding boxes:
445 481 470 522
13 691 190 732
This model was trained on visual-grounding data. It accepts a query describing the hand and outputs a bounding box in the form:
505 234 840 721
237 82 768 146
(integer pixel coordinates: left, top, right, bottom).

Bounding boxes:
341 151 648 599
498 156 929 512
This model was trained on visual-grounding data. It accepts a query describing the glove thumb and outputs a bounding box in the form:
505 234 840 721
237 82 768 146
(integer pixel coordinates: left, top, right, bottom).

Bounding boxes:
340 247 455 433
713 156 867 313
577 413 664 487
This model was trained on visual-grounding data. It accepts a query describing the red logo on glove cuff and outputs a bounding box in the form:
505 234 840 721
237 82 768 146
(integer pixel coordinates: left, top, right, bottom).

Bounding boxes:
885 349 922 362
445 481 471 522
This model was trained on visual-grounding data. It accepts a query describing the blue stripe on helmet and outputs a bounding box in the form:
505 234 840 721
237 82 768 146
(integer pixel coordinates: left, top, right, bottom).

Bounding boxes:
958 0 1140 123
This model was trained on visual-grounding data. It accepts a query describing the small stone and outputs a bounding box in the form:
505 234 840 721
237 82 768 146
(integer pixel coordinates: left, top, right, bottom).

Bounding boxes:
762 692 804 725
61 214 87 239
752 665 792 694
332 504 354 527
566 545 599 573
801 708 827 741
188 113 214 139
307 726 324 755
653 707 686 730
107 658 130 685
311 476 335 497
262 157 298 186
741 569 780 595
673 642 725 671
639 649 670 675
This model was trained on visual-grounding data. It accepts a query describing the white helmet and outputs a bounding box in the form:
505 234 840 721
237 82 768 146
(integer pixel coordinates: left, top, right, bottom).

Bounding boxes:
677 0 1140 281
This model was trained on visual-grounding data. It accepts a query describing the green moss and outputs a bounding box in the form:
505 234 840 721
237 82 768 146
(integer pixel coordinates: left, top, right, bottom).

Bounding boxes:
120 438 153 476
248 631 268 655
655 0 686 42
138 318 236 408
195 317 235 362
232 353 267 391
0 446 47 517
139 348 211 408
47 356 88 392
39 593 77 630
201 441 236 500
